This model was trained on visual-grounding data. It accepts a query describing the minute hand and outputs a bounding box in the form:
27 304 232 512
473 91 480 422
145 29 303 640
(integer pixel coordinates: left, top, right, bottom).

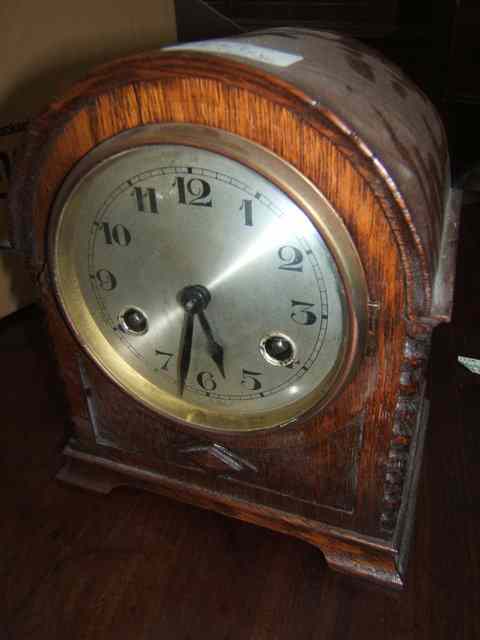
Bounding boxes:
197 310 226 379
177 310 194 397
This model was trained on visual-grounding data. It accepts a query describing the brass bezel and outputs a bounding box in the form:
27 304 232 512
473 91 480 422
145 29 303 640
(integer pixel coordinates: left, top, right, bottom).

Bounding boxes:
49 124 368 433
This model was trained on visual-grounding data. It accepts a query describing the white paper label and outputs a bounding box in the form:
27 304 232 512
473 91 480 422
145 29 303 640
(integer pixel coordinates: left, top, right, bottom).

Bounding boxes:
165 40 303 68
458 356 480 375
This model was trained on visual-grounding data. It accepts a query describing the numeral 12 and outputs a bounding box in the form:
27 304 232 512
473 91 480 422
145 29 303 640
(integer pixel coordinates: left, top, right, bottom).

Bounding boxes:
175 177 212 207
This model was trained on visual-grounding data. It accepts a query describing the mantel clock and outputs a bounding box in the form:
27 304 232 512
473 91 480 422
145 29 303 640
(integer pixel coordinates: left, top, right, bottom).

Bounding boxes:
9 29 460 588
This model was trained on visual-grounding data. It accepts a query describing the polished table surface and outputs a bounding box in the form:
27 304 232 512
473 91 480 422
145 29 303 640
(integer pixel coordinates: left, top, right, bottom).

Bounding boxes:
2 203 479 640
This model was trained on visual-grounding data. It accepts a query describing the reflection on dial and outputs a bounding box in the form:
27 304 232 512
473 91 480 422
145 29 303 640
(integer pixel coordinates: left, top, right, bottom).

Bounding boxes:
54 140 351 431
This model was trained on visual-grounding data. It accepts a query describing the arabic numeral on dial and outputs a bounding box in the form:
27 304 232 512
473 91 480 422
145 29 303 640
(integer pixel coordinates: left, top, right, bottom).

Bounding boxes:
95 269 117 291
175 176 212 207
154 350 174 371
291 300 317 325
278 246 303 272
197 371 217 391
241 369 263 391
133 186 159 213
100 222 131 246
240 199 253 226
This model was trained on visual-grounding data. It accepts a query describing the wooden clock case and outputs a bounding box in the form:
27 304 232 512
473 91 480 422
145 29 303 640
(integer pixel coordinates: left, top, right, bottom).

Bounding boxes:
9 29 460 589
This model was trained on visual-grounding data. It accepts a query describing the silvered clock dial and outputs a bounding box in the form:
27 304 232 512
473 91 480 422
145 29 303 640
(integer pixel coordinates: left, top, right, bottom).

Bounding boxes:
51 124 367 432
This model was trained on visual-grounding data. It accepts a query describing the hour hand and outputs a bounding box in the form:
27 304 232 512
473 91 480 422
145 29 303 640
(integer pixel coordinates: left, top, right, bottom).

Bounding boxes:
198 310 226 379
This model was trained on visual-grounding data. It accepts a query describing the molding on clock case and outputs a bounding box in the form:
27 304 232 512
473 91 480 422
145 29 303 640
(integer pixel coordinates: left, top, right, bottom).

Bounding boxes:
380 328 431 538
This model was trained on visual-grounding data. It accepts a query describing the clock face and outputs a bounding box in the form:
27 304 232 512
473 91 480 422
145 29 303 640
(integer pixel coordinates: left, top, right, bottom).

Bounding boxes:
51 125 367 432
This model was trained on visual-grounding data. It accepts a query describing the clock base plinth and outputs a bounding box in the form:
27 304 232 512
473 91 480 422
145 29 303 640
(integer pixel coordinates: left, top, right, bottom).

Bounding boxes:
56 455 121 495
57 442 406 590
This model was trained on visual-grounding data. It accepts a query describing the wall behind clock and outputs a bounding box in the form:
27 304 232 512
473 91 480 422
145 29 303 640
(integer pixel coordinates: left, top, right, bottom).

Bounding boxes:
0 0 177 319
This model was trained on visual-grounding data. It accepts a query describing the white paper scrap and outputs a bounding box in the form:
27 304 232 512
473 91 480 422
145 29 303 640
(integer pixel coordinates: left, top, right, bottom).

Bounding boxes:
458 356 480 375
165 41 303 68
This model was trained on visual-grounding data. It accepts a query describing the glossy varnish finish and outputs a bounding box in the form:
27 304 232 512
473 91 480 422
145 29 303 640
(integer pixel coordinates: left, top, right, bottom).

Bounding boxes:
9 29 457 587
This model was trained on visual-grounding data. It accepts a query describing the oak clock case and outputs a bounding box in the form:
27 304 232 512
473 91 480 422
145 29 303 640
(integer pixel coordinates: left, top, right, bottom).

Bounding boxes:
9 29 459 589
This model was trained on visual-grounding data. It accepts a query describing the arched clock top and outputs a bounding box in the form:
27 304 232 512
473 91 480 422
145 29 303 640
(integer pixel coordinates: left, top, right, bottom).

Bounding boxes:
10 29 456 324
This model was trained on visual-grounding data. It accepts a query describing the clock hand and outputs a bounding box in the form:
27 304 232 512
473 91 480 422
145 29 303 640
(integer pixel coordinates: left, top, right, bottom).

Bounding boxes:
177 284 226 385
197 309 226 379
177 285 209 397
177 308 194 397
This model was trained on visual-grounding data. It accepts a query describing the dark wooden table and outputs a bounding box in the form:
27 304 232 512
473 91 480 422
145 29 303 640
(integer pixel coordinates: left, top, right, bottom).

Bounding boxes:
2 202 479 639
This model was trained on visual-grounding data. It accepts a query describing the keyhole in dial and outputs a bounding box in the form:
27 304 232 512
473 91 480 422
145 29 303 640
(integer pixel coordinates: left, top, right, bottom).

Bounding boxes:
119 307 149 335
260 333 296 367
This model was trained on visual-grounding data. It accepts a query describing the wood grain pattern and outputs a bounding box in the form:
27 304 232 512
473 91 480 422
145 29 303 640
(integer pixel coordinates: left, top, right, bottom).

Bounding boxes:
8 29 456 588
